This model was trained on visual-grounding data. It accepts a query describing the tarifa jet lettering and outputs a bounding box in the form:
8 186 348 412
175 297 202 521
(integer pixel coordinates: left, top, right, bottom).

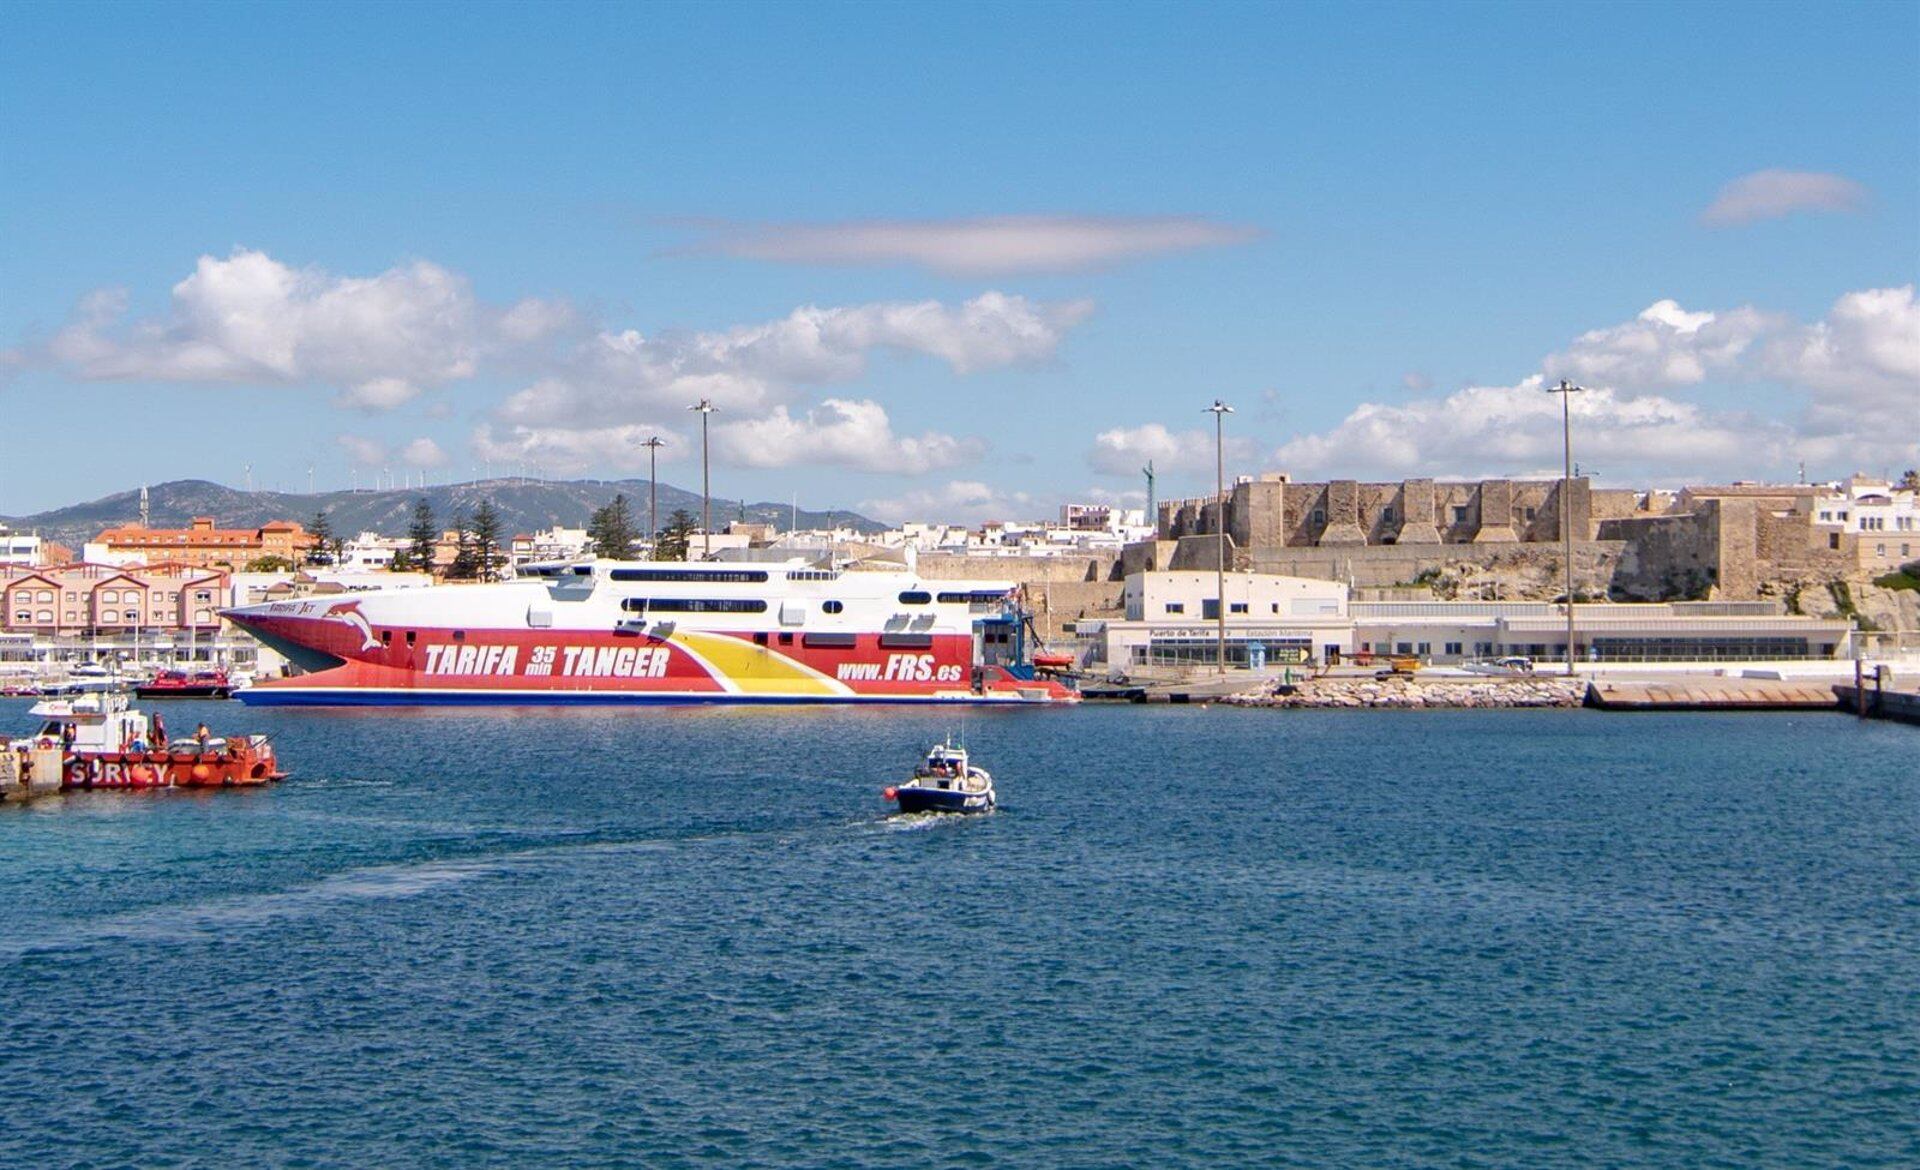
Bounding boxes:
559 645 671 678
420 644 521 676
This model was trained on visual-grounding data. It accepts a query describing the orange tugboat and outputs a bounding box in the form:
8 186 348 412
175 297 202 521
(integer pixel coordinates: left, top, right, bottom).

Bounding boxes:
7 688 285 791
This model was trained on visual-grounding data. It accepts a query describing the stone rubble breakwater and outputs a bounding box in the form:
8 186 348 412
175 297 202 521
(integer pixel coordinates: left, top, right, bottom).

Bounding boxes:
1225 676 1589 709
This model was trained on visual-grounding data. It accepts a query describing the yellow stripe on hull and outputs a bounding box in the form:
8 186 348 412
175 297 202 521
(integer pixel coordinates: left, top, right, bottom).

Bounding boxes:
665 630 853 697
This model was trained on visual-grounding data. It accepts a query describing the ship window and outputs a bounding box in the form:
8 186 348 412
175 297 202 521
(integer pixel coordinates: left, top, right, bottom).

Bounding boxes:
381 630 392 645
452 630 466 640
898 591 932 605
937 591 1006 604
803 633 857 648
609 568 769 583
822 600 844 614
406 631 417 646
753 632 769 646
1230 603 1248 614
621 598 767 614
879 633 934 649
1165 603 1184 614
779 632 794 646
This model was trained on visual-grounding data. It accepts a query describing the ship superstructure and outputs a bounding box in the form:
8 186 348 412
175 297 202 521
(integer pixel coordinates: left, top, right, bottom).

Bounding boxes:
224 559 1076 705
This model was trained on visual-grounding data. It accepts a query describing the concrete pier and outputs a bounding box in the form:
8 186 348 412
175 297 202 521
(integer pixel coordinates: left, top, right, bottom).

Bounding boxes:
1834 683 1920 726
2 747 66 803
1585 678 1840 711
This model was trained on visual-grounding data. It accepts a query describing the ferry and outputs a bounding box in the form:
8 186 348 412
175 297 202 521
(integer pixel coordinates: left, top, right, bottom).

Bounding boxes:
222 559 1079 707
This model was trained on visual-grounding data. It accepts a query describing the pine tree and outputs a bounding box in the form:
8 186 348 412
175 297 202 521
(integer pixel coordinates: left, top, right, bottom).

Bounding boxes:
448 512 480 580
656 509 695 561
407 499 438 574
471 499 503 582
307 511 334 566
588 493 640 560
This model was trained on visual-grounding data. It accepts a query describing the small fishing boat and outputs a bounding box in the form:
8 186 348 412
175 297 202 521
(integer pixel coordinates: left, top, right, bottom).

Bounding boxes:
6 689 286 793
884 740 995 814
135 669 236 699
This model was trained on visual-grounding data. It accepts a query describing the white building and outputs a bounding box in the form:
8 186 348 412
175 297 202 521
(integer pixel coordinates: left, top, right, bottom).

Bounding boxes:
1089 571 1354 670
1080 571 1854 675
0 527 42 567
511 526 591 566
337 531 407 571
1813 475 1919 570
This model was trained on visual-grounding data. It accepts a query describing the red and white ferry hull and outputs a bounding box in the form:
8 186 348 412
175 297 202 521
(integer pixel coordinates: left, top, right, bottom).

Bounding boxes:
226 574 1077 707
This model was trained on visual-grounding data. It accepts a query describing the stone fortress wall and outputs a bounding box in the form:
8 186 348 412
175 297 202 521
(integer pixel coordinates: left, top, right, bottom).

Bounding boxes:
1154 474 1894 605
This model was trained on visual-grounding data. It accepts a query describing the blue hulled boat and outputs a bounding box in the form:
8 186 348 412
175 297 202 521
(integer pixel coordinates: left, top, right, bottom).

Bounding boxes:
885 741 995 814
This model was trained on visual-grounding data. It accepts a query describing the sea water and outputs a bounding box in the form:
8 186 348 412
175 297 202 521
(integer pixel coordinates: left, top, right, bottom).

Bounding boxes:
1 701 1914 1167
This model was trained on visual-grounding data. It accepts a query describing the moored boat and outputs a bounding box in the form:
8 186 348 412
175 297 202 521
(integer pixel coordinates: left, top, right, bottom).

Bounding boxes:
6 690 286 792
223 558 1078 707
884 740 995 814
135 669 236 699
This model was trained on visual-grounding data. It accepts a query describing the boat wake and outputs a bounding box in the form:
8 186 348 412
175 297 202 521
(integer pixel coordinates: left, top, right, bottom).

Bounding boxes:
0 857 493 960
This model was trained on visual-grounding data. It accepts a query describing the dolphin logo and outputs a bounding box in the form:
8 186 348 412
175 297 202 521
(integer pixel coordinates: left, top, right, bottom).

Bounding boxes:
322 601 382 652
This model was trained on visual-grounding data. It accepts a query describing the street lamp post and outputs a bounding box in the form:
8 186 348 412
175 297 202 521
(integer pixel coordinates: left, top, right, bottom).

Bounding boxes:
1546 379 1586 677
1206 399 1235 674
640 435 666 558
688 400 719 560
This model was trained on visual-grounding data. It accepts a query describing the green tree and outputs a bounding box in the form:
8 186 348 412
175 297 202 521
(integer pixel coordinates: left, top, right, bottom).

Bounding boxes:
407 499 438 573
588 493 640 560
307 511 334 566
244 555 294 572
655 509 696 561
447 513 480 580
471 499 503 581
389 550 414 572
1900 469 1919 490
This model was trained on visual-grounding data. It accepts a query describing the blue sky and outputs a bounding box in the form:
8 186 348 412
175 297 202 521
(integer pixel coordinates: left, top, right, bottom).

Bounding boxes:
3 1 1914 521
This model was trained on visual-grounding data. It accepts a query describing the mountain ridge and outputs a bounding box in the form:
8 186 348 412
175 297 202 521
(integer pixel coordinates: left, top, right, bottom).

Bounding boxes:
0 478 884 551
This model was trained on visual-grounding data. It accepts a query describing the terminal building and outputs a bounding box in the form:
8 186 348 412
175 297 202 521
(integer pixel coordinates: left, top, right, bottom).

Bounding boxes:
1076 571 1856 673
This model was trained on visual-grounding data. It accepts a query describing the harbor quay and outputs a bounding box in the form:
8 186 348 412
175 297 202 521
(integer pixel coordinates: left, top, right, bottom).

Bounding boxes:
0 471 1913 711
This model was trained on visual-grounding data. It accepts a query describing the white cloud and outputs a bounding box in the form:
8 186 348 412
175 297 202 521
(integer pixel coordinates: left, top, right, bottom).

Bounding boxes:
1279 285 1920 481
1273 376 1790 482
713 398 985 473
673 215 1261 276
1081 486 1147 507
1762 284 1920 416
32 249 571 409
489 292 1088 476
1545 299 1778 387
17 251 1092 480
859 480 1040 526
337 377 422 411
336 434 387 466
1701 169 1869 227
472 422 687 478
399 437 449 468
1088 422 1257 476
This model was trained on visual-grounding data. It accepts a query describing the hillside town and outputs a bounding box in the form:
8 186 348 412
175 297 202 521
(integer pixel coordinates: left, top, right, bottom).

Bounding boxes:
1 468 1913 688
